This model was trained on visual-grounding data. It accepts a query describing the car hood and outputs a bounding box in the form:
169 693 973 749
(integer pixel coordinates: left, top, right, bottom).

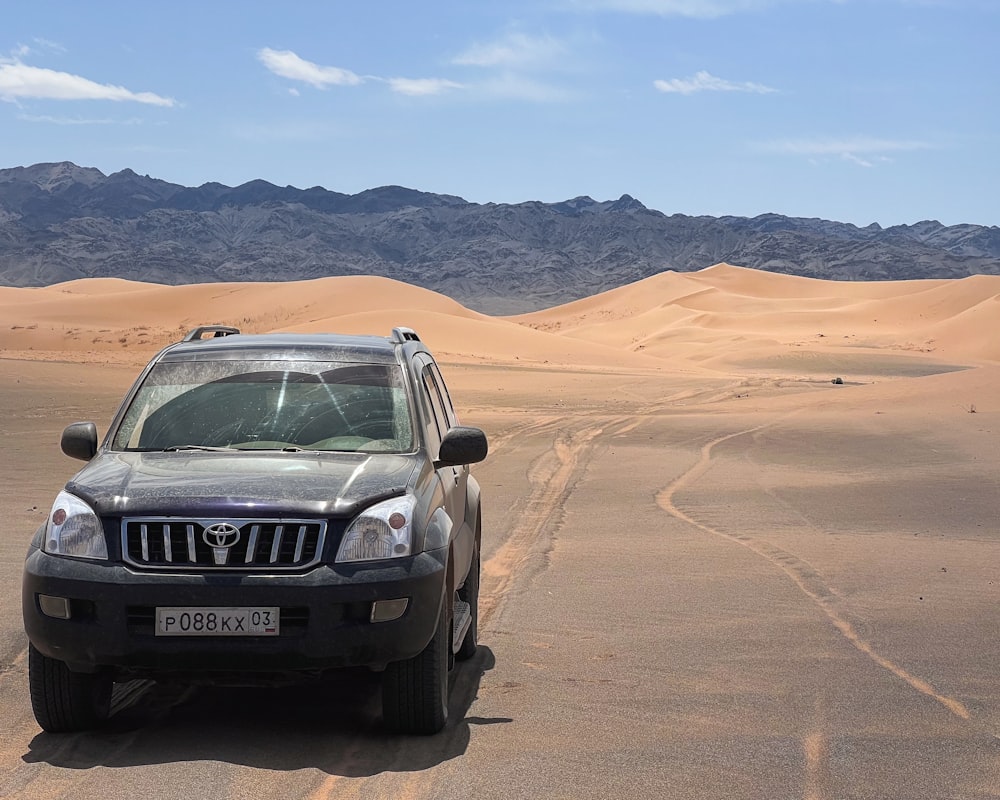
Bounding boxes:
66 451 420 518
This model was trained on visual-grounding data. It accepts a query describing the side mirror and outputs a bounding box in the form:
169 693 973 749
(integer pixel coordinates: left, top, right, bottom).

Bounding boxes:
61 422 98 461
435 426 488 469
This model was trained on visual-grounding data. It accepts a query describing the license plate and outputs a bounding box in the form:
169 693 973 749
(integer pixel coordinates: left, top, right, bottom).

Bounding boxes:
155 606 280 636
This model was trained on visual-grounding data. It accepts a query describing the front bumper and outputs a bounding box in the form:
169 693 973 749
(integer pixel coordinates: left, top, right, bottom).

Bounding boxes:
22 543 447 678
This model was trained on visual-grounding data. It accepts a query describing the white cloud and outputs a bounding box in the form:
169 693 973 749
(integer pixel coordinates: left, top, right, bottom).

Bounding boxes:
0 61 175 105
257 48 363 89
453 32 568 68
387 77 465 96
257 48 460 98
654 71 777 94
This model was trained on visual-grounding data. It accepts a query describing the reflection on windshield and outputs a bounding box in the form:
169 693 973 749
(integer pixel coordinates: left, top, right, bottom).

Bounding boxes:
112 361 413 453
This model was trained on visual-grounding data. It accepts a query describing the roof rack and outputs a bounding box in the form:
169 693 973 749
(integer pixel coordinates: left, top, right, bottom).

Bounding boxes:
183 325 241 342
391 327 421 343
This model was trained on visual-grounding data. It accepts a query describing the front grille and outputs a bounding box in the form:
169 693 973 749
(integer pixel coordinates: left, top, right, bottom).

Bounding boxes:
122 518 326 571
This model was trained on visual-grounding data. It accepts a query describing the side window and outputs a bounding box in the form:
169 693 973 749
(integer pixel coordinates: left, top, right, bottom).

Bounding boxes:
428 363 459 428
421 365 451 459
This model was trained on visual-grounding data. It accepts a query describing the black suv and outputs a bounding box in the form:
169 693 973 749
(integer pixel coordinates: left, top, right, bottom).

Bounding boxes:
22 325 487 735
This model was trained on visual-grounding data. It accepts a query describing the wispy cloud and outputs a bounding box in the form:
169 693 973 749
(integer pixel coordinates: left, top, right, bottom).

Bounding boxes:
258 48 462 98
453 32 568 68
257 48 363 88
17 112 143 125
841 152 878 168
7 39 68 64
0 60 175 105
478 73 576 102
759 136 933 166
386 77 465 96
450 32 577 102
568 0 779 18
654 70 777 94
258 45 563 103
31 38 67 54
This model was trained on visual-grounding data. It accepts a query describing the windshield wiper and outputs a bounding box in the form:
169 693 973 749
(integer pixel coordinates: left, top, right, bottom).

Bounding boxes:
162 445 235 452
227 444 309 452
248 445 309 452
161 444 313 453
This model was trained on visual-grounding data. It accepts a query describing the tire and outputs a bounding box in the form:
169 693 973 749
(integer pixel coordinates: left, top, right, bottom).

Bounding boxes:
456 544 479 661
28 644 112 733
382 598 450 735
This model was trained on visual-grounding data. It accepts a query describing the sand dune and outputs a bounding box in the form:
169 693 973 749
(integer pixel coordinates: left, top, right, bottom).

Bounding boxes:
511 264 1000 368
2 264 998 372
282 308 664 369
0 276 489 364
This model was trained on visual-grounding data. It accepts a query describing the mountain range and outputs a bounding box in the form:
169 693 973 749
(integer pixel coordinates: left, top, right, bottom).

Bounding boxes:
1 161 998 313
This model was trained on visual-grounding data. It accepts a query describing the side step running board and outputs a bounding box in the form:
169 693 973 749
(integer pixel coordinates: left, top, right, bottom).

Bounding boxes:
451 600 471 654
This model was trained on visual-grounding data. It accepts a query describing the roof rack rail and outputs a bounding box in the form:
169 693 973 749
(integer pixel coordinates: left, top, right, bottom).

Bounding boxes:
391 327 421 343
183 325 241 342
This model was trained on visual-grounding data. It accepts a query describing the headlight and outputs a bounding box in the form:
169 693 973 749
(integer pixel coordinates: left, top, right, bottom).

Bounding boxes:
43 491 108 560
337 496 415 563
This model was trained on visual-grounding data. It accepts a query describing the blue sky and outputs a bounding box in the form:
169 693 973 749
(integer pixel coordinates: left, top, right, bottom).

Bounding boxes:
1 0 997 227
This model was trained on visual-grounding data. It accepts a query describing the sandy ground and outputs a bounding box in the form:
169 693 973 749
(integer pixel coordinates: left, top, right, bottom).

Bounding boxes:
1 264 999 798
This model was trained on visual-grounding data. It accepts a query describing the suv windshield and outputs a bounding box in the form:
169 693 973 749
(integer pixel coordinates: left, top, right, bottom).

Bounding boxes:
112 360 414 453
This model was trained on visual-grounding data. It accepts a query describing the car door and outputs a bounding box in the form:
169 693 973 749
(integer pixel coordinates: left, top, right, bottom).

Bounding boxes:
415 356 472 573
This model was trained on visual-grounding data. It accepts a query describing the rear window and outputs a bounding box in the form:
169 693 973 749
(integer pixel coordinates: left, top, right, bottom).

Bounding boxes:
112 360 413 453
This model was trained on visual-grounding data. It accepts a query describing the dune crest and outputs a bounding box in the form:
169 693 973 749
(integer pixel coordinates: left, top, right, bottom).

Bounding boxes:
513 264 1000 367
1 265 997 373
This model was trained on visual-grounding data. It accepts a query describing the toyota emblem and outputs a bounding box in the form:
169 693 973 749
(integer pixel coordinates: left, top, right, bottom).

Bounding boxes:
202 522 241 548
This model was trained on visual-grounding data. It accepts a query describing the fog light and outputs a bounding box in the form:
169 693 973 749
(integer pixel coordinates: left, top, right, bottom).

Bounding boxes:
38 594 72 619
370 598 408 623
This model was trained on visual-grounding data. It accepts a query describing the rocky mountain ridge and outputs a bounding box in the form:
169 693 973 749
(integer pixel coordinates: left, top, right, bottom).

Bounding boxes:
1 162 998 313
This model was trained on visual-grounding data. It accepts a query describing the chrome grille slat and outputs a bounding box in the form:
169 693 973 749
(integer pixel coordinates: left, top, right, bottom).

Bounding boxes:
293 525 307 562
270 525 284 564
163 523 172 562
122 518 325 571
246 524 260 564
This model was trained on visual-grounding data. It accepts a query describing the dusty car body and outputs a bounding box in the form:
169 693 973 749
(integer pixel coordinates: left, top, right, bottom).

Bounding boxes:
23 326 487 735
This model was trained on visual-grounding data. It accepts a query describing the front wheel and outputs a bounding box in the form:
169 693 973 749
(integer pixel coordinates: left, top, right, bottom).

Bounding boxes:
28 644 112 733
382 599 450 735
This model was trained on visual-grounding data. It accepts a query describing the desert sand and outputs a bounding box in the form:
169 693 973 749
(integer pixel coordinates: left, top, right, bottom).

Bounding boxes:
1 264 999 798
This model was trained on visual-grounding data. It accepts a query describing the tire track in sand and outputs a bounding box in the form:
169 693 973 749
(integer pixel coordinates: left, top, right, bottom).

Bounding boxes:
655 421 973 722
305 420 617 800
479 422 605 627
